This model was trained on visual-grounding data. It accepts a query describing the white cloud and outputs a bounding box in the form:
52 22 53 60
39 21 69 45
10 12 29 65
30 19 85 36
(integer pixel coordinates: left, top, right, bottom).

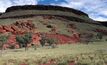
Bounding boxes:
11 0 37 6
100 10 107 16
51 0 107 21
92 16 107 21
0 0 12 12
0 0 38 12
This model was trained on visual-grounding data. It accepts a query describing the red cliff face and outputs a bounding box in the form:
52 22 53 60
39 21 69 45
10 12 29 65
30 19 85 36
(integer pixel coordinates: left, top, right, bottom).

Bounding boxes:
0 20 35 34
0 20 35 49
44 33 80 44
0 19 81 49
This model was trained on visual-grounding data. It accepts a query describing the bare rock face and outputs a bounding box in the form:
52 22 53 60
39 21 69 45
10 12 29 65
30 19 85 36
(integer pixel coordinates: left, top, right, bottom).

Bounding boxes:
0 20 35 34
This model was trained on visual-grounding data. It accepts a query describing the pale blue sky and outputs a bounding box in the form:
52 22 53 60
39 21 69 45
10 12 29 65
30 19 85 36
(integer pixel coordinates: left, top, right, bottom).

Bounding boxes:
0 0 107 21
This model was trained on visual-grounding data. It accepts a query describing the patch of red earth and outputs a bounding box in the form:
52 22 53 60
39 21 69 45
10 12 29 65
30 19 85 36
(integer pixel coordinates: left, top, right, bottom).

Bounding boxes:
68 61 76 65
45 33 80 44
3 34 19 49
95 29 107 35
2 32 80 49
2 25 14 32
0 25 7 33
7 35 16 45
32 33 41 45
20 63 28 65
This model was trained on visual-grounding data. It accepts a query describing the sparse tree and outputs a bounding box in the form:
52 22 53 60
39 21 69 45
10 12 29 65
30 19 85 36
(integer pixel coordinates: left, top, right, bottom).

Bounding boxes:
46 38 58 48
16 35 25 48
16 32 32 51
40 33 47 47
23 32 32 51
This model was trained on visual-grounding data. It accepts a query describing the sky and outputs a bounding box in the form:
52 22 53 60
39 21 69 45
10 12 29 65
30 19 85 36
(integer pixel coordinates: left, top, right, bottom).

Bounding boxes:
0 0 107 21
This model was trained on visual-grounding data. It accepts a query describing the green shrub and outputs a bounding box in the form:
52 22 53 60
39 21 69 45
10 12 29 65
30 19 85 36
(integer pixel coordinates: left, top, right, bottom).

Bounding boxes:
16 35 25 48
16 32 32 51
46 38 58 48
40 34 47 47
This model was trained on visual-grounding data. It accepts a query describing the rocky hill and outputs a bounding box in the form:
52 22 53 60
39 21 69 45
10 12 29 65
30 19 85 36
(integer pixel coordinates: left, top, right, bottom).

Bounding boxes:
99 21 107 27
5 5 88 16
0 5 93 22
0 5 107 49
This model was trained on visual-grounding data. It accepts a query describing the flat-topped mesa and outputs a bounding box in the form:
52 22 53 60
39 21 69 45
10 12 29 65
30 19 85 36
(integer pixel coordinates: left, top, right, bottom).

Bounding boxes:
0 5 101 25
5 5 89 17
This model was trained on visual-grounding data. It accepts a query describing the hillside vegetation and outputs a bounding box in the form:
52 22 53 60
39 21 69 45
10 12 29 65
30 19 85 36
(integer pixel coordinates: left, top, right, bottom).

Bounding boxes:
0 5 107 65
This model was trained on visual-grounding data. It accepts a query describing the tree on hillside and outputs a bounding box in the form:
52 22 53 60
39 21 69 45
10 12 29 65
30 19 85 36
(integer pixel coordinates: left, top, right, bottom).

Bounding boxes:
16 32 32 51
40 33 47 47
23 32 32 50
46 38 58 48
16 35 25 48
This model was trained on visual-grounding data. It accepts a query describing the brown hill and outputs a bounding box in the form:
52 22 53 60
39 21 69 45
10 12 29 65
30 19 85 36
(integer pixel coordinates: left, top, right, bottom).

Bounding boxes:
98 21 107 27
6 5 88 17
0 5 107 49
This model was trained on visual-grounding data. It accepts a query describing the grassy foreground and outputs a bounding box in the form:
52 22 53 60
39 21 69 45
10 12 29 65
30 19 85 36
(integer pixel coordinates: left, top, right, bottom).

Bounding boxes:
0 42 107 65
